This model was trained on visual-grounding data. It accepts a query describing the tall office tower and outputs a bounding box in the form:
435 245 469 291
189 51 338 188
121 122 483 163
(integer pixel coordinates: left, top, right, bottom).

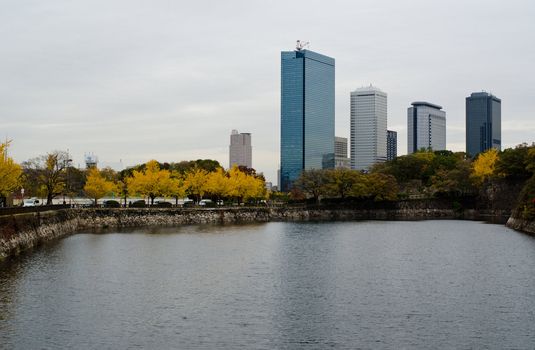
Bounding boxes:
280 43 335 191
407 102 446 154
350 85 387 170
334 136 350 169
387 130 397 161
229 129 252 168
466 92 501 157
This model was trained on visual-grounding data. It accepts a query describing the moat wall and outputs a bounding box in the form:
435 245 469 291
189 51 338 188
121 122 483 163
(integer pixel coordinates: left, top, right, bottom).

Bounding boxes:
0 204 515 260
506 210 535 236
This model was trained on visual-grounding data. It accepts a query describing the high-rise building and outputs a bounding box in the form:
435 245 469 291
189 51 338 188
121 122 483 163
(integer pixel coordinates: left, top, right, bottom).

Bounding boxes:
407 102 446 154
350 85 387 170
280 44 335 191
466 92 501 157
335 136 350 169
229 129 252 168
387 130 397 161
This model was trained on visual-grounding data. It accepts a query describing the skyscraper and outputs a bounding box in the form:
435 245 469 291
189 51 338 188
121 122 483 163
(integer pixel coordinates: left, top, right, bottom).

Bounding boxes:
280 44 335 191
407 102 446 154
229 129 252 168
335 136 350 169
350 85 387 170
387 130 397 161
466 92 501 157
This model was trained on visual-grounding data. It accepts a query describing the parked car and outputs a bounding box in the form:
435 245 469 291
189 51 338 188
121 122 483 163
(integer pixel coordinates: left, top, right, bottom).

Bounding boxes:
199 199 214 207
22 198 40 207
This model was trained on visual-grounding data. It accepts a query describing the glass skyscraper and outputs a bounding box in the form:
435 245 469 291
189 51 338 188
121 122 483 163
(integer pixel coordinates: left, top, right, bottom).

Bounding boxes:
280 48 335 192
387 130 397 161
466 92 501 157
407 102 446 154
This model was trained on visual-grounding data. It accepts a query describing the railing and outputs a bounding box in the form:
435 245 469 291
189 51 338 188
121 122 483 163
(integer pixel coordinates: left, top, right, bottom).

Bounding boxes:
0 205 71 216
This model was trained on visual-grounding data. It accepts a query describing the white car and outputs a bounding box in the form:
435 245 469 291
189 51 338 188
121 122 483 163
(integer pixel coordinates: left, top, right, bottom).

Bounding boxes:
22 198 40 207
198 199 213 206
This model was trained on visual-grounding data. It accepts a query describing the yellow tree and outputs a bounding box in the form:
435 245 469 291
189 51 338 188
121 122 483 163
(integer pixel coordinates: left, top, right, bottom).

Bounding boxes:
0 141 22 204
471 148 498 185
127 160 171 205
206 168 230 201
84 167 116 206
245 176 267 203
165 171 187 205
227 166 250 203
183 167 209 203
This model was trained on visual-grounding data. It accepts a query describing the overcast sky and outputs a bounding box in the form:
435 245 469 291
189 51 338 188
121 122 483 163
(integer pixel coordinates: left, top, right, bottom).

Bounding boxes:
1 0 534 183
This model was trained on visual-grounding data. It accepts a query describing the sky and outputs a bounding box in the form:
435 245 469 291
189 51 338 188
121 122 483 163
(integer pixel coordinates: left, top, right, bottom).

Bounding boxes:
1 0 534 184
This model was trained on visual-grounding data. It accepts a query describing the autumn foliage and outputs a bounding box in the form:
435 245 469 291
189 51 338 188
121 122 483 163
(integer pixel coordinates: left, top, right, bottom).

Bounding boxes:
0 141 22 204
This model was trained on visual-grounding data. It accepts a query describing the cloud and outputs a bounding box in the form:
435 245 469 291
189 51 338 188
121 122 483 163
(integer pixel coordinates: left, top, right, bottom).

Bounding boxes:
1 0 535 184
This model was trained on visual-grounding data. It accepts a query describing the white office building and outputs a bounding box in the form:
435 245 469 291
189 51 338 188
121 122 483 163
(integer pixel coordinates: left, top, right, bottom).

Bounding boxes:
229 130 252 168
335 136 350 169
407 102 446 154
350 86 387 170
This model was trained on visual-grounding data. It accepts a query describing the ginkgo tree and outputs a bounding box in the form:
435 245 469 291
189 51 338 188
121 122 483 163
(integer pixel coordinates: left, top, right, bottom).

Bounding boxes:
166 171 187 205
183 167 209 203
0 141 22 206
127 160 172 205
471 148 498 185
84 167 117 206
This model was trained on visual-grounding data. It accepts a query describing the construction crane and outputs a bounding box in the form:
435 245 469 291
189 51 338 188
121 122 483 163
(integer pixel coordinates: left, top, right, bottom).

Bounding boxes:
295 40 310 51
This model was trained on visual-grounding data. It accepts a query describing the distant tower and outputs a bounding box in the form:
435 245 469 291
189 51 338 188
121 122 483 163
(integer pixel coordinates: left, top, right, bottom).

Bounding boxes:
350 85 387 170
334 136 350 168
229 130 252 168
85 153 98 169
387 130 397 161
407 102 446 154
466 92 501 157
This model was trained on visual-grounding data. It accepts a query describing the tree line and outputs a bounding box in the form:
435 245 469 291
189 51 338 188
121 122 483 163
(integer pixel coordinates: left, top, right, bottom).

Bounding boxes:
292 145 535 219
2 140 534 217
0 141 266 207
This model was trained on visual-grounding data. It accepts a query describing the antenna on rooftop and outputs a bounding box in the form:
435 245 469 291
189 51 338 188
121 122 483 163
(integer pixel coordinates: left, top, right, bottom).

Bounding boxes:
296 40 310 51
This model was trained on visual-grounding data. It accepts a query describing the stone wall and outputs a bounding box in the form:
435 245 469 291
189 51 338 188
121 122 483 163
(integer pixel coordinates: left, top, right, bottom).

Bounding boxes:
506 210 535 235
0 206 513 260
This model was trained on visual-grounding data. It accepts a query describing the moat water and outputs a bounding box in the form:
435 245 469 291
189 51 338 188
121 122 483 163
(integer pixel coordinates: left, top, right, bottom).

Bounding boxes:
1 221 535 349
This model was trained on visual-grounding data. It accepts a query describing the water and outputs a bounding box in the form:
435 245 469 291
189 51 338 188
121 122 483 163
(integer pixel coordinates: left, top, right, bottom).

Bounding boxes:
1 221 535 349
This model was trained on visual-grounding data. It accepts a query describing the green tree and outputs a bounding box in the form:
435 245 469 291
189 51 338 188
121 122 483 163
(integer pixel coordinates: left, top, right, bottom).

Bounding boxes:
366 173 398 201
294 169 329 203
325 168 363 198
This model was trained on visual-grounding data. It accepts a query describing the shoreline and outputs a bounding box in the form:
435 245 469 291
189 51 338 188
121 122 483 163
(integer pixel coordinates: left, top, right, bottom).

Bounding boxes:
0 206 528 260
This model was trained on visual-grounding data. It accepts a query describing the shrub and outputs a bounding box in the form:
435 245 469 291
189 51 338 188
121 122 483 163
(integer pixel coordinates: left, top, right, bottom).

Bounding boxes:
154 201 172 208
130 200 146 208
103 200 121 208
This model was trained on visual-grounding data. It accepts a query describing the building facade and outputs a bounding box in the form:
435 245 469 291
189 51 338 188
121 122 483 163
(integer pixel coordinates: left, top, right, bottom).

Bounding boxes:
407 102 446 154
335 136 350 168
387 130 397 161
466 92 501 157
280 48 335 191
350 86 387 171
229 130 252 168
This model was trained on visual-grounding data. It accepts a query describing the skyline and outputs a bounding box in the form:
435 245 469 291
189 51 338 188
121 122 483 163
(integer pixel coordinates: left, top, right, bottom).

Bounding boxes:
2 1 535 183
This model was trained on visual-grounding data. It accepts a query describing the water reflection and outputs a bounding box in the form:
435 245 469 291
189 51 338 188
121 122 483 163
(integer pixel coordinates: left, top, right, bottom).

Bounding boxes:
1 221 534 349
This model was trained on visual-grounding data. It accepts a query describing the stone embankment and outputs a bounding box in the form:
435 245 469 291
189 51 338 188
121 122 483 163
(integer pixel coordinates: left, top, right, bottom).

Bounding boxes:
0 205 514 260
506 213 535 235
